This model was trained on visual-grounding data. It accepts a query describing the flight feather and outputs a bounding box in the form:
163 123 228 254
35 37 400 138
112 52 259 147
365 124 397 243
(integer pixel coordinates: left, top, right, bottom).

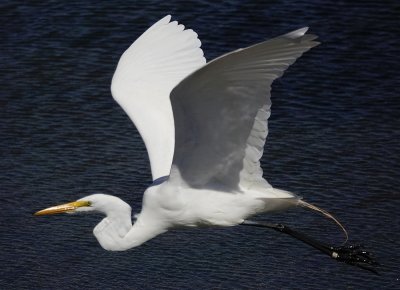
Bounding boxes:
111 15 206 180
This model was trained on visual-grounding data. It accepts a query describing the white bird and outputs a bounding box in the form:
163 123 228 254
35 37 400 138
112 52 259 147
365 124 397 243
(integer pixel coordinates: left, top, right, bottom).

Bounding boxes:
35 15 343 252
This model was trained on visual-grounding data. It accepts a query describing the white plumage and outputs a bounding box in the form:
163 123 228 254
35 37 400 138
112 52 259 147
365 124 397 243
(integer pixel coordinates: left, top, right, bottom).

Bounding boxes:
111 15 206 180
35 16 321 251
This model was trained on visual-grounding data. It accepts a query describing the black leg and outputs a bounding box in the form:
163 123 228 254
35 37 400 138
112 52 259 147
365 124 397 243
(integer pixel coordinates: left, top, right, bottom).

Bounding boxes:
241 220 379 275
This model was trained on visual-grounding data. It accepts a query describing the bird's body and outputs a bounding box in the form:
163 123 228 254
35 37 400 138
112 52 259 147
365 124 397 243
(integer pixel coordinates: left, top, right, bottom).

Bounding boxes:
35 15 323 251
144 177 296 228
88 181 296 251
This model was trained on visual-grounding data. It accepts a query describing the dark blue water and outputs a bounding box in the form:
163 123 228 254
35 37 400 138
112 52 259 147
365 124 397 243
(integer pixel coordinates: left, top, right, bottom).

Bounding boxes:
1 0 399 289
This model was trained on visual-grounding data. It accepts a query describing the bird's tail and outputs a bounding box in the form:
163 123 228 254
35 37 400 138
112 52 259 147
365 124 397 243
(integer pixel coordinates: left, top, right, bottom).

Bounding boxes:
297 199 348 245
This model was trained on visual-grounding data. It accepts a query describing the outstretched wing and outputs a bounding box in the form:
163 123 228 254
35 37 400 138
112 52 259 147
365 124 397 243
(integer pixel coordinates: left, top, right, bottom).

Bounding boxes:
170 28 319 190
111 15 206 180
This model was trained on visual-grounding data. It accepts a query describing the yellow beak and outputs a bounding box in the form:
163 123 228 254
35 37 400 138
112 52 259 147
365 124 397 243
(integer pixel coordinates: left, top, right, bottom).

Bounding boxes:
34 200 91 216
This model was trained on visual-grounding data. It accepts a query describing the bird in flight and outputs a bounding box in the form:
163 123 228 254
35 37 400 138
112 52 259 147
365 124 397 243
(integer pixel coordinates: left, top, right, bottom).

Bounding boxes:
35 16 378 273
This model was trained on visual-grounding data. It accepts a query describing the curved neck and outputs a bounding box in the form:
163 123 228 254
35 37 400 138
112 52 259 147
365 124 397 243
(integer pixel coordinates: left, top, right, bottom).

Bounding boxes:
93 212 166 251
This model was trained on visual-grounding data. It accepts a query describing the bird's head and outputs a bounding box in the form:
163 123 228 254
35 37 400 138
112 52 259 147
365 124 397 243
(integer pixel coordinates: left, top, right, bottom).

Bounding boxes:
34 194 134 251
34 194 131 217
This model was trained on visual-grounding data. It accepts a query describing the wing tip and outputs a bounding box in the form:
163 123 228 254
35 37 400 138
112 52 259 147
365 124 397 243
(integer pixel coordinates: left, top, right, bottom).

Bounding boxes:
161 15 172 24
284 27 309 39
282 27 319 47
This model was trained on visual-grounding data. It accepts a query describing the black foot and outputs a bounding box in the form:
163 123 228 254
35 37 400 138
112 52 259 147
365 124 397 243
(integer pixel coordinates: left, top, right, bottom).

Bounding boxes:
330 244 380 275
241 221 380 275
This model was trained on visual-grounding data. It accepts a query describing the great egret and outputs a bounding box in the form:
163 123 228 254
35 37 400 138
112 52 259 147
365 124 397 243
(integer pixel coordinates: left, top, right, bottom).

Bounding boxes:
35 16 377 272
